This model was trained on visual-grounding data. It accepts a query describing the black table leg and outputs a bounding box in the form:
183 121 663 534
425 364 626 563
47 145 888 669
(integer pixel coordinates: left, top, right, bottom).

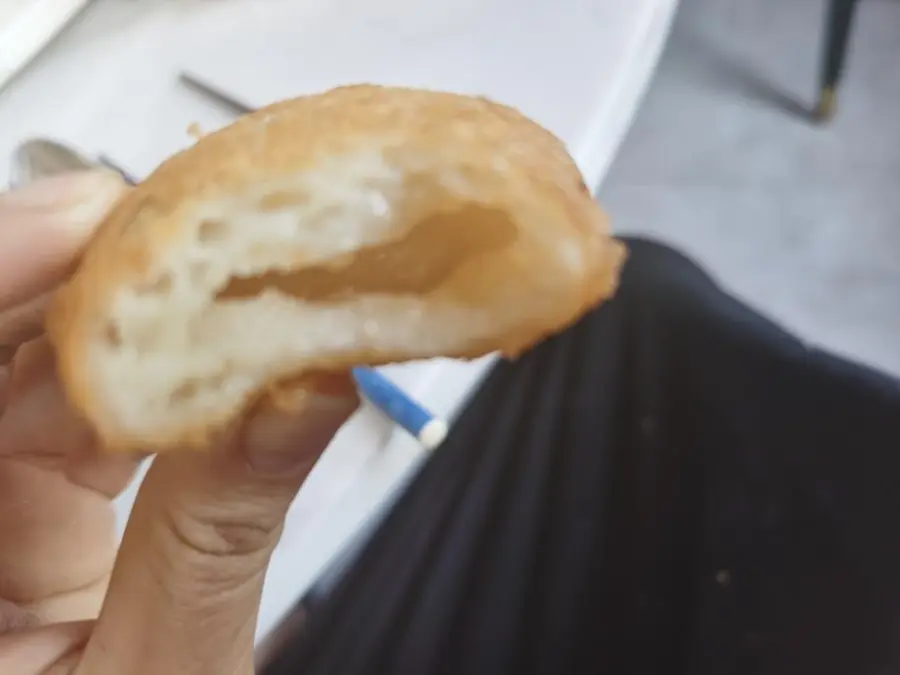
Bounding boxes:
816 0 861 121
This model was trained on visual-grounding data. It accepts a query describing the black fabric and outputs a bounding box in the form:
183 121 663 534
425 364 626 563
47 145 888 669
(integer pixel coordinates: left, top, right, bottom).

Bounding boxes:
264 237 900 675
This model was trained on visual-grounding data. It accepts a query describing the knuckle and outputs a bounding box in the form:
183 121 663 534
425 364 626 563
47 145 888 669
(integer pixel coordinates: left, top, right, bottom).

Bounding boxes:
161 502 283 560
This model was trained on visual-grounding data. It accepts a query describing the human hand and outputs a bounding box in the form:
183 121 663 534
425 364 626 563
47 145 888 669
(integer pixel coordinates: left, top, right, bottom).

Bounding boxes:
0 172 359 674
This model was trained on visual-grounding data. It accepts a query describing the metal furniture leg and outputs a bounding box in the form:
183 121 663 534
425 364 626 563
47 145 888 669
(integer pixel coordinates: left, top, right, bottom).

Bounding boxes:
816 0 861 121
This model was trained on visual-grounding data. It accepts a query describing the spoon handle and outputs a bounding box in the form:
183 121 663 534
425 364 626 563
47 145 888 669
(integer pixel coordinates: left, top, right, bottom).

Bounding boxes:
96 155 139 186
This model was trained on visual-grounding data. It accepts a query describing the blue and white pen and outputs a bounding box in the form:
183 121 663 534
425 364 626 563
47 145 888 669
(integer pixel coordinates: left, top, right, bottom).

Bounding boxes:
352 367 448 450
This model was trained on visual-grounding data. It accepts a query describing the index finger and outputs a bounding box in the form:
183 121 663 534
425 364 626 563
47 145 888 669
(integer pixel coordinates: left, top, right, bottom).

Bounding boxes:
0 171 127 312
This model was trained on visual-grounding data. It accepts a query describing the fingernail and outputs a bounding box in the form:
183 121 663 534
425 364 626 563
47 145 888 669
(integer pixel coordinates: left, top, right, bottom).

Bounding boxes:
242 394 358 474
1 171 127 236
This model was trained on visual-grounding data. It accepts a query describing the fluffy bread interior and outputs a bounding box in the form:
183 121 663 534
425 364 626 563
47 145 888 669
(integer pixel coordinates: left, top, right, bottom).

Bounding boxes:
48 85 626 451
85 150 595 443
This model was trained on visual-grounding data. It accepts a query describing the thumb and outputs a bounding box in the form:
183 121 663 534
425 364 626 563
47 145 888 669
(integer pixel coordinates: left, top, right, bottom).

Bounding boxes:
75 383 359 675
0 171 127 311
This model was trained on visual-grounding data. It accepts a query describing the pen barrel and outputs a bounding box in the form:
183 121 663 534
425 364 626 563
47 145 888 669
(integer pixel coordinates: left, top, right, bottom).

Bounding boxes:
352 367 435 437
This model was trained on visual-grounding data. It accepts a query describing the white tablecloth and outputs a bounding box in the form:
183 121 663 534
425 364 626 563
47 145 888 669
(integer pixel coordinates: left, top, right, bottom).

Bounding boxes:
0 0 677 642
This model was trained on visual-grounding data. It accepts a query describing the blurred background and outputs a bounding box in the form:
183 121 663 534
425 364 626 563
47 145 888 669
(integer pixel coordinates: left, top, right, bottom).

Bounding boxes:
602 0 900 376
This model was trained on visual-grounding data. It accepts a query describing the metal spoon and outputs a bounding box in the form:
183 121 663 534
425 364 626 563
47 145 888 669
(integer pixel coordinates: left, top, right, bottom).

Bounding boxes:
9 138 96 189
10 138 138 190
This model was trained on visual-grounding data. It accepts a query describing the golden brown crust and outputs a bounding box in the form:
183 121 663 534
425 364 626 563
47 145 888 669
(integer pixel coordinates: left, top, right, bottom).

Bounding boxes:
46 84 626 451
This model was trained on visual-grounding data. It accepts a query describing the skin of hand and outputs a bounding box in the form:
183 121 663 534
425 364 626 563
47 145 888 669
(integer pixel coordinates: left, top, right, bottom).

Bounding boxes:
0 172 359 674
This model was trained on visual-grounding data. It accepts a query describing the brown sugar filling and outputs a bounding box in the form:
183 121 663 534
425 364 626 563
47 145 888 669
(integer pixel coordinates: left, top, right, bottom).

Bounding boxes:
216 204 518 303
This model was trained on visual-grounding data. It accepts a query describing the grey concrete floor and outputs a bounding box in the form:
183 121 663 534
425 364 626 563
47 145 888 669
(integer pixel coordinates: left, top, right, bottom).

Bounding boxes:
601 0 900 375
